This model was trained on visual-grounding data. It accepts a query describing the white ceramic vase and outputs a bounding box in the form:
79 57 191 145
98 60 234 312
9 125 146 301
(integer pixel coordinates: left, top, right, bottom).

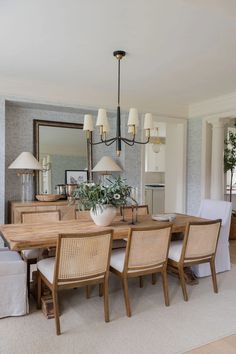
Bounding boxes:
90 205 117 226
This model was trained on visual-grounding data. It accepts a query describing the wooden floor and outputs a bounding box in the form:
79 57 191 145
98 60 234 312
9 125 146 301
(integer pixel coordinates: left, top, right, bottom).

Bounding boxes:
186 240 236 354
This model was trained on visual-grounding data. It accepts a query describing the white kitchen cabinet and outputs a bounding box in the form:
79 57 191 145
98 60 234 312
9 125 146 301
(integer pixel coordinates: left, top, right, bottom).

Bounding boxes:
145 143 165 172
145 188 165 214
152 189 165 214
145 189 153 212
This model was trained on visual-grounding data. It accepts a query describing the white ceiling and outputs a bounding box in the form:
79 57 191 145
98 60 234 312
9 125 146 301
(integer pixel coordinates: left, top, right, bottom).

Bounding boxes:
1 0 236 116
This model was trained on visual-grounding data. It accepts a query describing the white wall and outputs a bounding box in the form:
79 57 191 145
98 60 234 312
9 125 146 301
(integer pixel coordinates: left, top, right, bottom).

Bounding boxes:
165 122 186 213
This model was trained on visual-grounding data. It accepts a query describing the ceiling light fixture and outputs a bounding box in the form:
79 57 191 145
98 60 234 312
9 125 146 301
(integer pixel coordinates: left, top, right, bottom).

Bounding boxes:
83 50 154 156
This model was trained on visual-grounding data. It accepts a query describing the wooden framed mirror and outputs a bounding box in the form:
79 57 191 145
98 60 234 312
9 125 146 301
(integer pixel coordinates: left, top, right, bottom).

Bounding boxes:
33 119 92 194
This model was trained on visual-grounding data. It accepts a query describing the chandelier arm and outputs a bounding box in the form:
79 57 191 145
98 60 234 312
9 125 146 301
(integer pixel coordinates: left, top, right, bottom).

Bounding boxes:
87 137 117 146
105 138 117 146
88 140 107 146
88 135 150 146
132 138 150 145
122 136 150 145
120 136 135 146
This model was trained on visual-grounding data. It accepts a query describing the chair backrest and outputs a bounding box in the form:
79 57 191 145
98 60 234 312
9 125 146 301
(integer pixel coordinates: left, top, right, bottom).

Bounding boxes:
124 225 172 273
120 205 149 219
54 230 113 285
181 219 221 262
198 199 232 244
21 210 61 224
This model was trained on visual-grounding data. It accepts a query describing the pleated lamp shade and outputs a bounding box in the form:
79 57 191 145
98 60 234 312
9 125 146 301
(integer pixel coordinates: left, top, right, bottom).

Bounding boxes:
92 156 122 174
8 152 42 170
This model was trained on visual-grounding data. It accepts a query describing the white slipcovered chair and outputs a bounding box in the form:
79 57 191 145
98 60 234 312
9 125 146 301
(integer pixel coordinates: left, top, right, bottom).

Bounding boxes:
0 250 28 318
192 199 232 277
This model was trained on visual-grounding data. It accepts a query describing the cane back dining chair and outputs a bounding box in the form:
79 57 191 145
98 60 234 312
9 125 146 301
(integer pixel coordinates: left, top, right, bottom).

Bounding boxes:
168 219 221 301
21 210 61 294
37 230 113 335
120 204 149 220
110 225 172 317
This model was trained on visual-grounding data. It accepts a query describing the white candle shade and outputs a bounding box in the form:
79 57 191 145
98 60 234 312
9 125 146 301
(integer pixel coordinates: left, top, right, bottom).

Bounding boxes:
127 108 139 127
96 108 108 127
144 113 154 130
83 114 94 131
8 152 42 170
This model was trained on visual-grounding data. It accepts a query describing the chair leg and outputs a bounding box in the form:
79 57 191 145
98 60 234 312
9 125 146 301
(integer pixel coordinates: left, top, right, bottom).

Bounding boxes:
86 285 91 299
99 283 103 297
103 279 110 322
152 273 157 285
37 272 42 309
122 278 131 317
139 276 143 288
179 267 188 301
161 270 170 306
210 259 218 293
52 290 61 335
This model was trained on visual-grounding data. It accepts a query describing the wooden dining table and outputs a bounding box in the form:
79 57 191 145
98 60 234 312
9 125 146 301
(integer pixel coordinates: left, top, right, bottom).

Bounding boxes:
0 214 207 251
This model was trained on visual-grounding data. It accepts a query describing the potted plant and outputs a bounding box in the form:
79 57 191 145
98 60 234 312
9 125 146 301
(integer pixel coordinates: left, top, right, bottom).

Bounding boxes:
73 176 133 226
224 129 236 239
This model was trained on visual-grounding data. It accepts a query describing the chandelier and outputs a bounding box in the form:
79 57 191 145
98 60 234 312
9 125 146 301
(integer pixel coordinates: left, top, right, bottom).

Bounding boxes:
83 50 154 156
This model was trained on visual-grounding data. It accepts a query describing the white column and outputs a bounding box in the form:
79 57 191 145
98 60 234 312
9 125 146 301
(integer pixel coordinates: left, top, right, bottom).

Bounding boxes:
207 118 229 200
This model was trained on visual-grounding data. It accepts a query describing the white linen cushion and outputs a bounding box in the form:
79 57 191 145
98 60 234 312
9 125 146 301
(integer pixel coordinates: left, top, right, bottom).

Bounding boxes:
110 249 125 273
168 240 215 264
22 248 41 259
0 247 9 251
0 250 26 276
168 241 183 262
37 257 55 284
110 248 163 273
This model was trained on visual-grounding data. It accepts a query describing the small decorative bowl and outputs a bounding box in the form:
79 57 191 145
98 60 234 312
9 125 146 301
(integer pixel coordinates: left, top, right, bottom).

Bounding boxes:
36 194 61 202
152 213 176 222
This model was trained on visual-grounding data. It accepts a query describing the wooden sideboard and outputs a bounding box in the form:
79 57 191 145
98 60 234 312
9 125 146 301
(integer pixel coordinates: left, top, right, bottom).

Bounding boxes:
9 200 76 224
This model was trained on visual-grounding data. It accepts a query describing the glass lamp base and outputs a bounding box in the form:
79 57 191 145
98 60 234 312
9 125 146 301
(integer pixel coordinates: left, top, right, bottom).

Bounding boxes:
20 173 34 202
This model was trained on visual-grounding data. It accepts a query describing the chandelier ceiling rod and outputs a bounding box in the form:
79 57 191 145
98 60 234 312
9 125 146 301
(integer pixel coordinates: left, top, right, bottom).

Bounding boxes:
83 50 154 156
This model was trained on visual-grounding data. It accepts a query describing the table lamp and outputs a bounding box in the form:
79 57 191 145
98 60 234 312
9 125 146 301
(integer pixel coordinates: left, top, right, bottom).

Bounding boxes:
92 156 122 184
8 152 43 201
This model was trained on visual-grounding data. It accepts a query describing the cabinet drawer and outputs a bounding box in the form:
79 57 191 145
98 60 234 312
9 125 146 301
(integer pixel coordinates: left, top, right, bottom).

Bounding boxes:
13 206 37 224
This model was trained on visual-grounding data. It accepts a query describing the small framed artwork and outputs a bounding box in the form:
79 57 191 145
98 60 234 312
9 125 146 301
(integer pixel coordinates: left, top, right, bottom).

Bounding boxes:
65 170 88 184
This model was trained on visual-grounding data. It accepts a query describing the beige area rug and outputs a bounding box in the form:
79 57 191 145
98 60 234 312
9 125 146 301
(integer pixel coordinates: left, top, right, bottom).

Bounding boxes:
1 266 236 354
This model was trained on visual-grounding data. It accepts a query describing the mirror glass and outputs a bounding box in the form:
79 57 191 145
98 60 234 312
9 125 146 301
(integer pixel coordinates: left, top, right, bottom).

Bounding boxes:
34 120 92 194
